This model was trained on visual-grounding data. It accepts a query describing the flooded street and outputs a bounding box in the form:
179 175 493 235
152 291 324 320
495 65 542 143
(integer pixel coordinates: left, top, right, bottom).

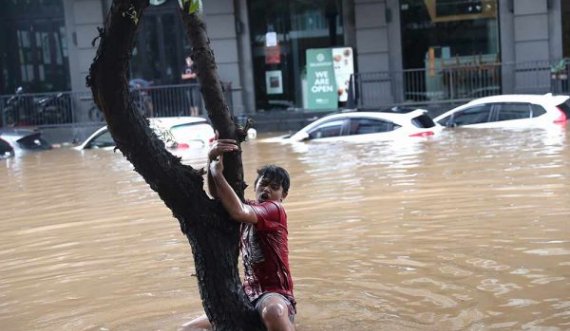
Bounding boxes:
1 127 570 330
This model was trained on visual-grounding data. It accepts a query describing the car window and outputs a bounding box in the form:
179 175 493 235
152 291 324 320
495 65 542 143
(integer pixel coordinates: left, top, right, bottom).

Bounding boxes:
88 130 115 148
0 138 13 156
16 133 51 150
307 120 345 139
556 100 570 117
349 118 399 135
450 104 492 126
411 114 436 128
495 103 532 121
530 104 547 117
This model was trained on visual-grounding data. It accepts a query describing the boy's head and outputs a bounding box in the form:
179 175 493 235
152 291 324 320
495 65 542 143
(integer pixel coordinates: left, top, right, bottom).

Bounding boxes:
254 165 290 203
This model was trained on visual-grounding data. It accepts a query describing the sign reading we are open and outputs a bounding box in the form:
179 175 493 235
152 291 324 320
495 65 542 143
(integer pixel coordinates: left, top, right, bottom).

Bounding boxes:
306 47 354 110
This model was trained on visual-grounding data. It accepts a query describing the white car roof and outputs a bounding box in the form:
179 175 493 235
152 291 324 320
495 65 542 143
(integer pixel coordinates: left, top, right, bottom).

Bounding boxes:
463 94 569 107
306 109 428 127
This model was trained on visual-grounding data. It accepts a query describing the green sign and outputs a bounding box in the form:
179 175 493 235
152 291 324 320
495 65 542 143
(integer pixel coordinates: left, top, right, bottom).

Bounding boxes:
306 48 337 109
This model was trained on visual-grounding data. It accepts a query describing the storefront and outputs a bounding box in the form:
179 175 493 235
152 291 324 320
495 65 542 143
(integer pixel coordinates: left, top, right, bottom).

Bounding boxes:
0 0 70 94
246 0 347 111
399 0 500 100
0 0 567 117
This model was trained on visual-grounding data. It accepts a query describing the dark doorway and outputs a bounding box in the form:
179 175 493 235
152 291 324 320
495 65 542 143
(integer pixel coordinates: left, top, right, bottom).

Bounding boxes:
130 0 188 85
563 0 570 58
399 0 500 101
247 0 345 110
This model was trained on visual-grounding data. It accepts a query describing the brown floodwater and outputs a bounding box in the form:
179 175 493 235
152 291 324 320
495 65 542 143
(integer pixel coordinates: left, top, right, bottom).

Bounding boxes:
1 126 570 330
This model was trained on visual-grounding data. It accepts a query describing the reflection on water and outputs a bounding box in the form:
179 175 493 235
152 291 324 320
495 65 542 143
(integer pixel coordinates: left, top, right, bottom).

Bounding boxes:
1 126 569 330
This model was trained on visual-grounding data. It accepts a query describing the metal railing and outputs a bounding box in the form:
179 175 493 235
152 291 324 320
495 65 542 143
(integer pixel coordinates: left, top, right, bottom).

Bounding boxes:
3 59 569 128
350 59 570 109
0 82 234 128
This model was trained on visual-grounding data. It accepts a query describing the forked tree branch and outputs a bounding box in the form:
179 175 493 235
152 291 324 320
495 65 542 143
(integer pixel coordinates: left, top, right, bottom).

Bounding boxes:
86 0 263 329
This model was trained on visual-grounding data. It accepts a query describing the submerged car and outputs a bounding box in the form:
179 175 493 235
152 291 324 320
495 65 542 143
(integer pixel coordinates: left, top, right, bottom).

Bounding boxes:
76 116 215 151
434 94 569 128
284 108 441 142
0 129 52 155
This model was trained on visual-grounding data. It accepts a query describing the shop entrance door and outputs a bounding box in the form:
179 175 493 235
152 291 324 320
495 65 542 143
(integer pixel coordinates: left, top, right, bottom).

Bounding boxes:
563 0 570 58
130 0 187 85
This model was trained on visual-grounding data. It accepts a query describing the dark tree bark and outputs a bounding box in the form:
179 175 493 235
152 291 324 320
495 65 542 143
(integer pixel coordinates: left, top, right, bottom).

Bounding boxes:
86 0 263 329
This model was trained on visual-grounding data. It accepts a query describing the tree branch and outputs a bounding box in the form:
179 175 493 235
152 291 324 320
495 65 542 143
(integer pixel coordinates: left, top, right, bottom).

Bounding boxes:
86 0 264 329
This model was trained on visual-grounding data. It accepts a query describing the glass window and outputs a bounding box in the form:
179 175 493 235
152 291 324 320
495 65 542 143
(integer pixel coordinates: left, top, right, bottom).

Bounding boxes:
495 103 531 121
247 0 345 110
554 101 570 117
450 103 492 126
0 0 69 94
349 118 399 135
308 119 345 139
16 133 51 150
87 131 116 149
130 1 187 85
412 114 436 128
399 0 500 101
0 138 13 155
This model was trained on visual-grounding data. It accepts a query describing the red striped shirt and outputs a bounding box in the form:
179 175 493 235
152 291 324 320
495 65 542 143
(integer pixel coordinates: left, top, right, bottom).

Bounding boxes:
241 200 296 310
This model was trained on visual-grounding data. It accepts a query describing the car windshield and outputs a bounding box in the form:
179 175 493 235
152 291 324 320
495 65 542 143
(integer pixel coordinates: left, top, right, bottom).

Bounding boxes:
308 120 345 139
16 133 51 150
557 100 570 117
411 114 436 128
0 138 13 157
450 104 493 126
88 130 116 148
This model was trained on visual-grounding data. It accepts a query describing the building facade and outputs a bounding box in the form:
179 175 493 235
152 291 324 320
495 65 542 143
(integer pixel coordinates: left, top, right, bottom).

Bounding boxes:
1 0 568 116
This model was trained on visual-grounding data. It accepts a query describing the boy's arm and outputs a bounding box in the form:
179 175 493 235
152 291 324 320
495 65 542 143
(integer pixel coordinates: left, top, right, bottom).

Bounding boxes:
210 154 258 224
207 138 238 199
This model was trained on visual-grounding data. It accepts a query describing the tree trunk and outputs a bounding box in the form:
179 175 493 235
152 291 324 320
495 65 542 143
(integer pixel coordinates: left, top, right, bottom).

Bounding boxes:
86 0 263 329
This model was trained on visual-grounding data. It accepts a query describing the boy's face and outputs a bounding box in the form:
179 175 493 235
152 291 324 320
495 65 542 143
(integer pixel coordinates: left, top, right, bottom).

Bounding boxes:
255 175 287 203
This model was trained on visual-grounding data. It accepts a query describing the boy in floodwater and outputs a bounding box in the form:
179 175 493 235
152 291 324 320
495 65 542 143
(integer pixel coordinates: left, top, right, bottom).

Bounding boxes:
181 138 296 331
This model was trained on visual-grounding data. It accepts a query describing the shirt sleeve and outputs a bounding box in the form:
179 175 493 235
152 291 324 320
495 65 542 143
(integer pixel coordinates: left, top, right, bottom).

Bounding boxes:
248 201 285 232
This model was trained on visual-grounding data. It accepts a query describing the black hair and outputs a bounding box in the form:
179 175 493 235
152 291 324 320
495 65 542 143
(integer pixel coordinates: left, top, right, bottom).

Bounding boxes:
255 165 290 194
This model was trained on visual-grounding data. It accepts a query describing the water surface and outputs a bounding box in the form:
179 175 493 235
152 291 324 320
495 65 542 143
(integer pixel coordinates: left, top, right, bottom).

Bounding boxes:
1 127 569 330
